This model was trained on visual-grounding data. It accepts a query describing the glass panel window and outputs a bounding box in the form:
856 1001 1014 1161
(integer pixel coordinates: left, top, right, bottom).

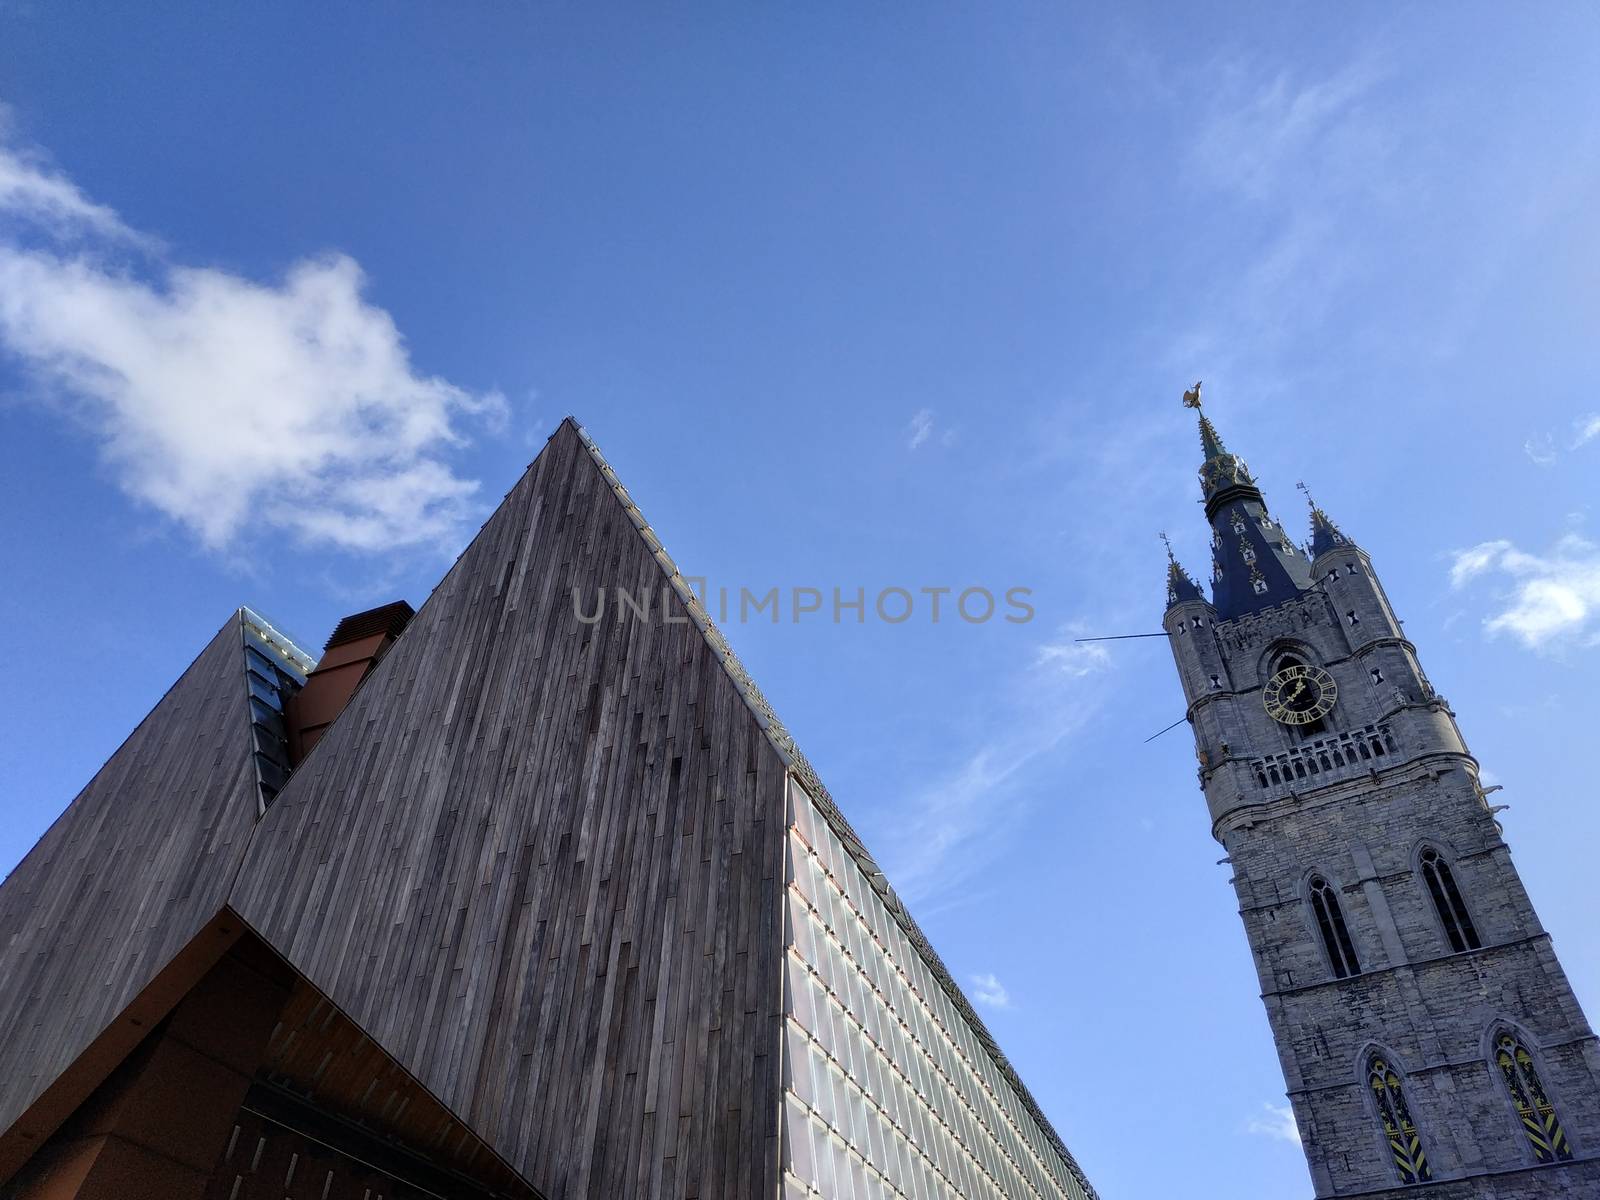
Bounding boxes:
247 670 283 709
1495 1031 1574 1163
1309 875 1360 978
1420 847 1481 953
1368 1056 1432 1184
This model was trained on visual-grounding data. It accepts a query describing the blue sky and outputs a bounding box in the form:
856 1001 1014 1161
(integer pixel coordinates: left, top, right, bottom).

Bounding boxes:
3 6 1599 1198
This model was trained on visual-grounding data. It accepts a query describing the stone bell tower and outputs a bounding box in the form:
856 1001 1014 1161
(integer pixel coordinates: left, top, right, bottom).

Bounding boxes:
1163 385 1600 1198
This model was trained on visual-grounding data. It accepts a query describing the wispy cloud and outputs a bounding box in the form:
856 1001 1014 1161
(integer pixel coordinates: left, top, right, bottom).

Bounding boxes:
968 972 1012 1010
0 118 504 555
0 110 142 243
1450 540 1514 588
907 407 934 450
1188 57 1388 203
1170 55 1397 388
904 407 957 451
1244 1102 1302 1145
874 625 1109 905
1450 534 1600 650
1518 414 1600 464
1524 434 1557 466
1036 637 1111 677
881 742 1048 905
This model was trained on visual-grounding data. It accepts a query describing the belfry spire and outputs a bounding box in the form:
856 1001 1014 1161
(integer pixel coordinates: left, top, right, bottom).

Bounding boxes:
1177 384 1312 619
1184 382 1260 517
1187 382 1228 461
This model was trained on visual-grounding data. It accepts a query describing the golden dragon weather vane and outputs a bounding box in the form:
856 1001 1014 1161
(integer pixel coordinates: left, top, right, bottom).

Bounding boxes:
1182 381 1202 409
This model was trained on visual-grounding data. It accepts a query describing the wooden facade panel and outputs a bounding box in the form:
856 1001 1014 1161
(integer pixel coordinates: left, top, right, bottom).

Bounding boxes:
230 424 787 1200
0 618 258 1139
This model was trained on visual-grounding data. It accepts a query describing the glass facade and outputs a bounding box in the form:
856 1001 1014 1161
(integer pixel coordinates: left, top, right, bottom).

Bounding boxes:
780 777 1092 1200
239 607 314 814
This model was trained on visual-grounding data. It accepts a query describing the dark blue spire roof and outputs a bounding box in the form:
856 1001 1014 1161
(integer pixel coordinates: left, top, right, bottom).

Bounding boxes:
1163 535 1205 608
1308 499 1354 559
1176 385 1313 619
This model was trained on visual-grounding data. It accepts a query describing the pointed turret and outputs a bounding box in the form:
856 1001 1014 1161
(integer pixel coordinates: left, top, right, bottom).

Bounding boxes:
1178 384 1312 619
1304 487 1355 559
1163 533 1205 608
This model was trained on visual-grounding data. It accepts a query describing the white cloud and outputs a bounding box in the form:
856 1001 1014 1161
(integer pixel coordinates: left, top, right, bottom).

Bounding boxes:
1449 535 1600 649
968 972 1012 1010
874 628 1109 904
0 111 140 243
1170 56 1396 382
1188 57 1388 204
1244 1102 1302 1145
1035 638 1111 677
882 743 1040 904
0 124 503 554
1518 415 1600 463
1524 434 1557 466
907 407 935 450
1449 539 1513 588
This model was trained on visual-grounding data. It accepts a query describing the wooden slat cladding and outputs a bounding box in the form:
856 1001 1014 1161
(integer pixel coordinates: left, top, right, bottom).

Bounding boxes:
230 423 787 1200
0 618 258 1140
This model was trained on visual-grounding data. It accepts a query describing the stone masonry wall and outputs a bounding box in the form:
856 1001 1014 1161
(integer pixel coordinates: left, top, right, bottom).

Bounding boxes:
1165 542 1600 1197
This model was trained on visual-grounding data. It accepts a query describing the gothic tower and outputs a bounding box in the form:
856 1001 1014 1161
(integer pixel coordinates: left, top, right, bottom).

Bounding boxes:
1163 388 1600 1198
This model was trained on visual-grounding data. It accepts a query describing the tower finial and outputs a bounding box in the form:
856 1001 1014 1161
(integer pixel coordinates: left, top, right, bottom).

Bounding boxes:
1160 530 1175 560
1189 384 1230 466
1299 480 1354 557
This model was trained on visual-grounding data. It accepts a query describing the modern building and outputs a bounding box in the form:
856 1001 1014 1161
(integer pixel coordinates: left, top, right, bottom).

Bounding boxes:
0 419 1099 1200
1163 388 1600 1198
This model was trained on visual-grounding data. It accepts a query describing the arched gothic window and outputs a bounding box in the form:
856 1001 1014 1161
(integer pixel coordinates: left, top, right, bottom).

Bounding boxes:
1367 1055 1432 1184
1420 846 1481 953
1309 875 1360 978
1493 1030 1574 1163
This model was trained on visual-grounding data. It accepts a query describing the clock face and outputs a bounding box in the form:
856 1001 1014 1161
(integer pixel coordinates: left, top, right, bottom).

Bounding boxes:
1264 663 1337 725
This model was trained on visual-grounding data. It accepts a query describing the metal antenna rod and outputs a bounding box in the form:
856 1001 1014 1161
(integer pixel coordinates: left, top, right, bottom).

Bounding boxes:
1143 715 1188 742
1073 632 1172 642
